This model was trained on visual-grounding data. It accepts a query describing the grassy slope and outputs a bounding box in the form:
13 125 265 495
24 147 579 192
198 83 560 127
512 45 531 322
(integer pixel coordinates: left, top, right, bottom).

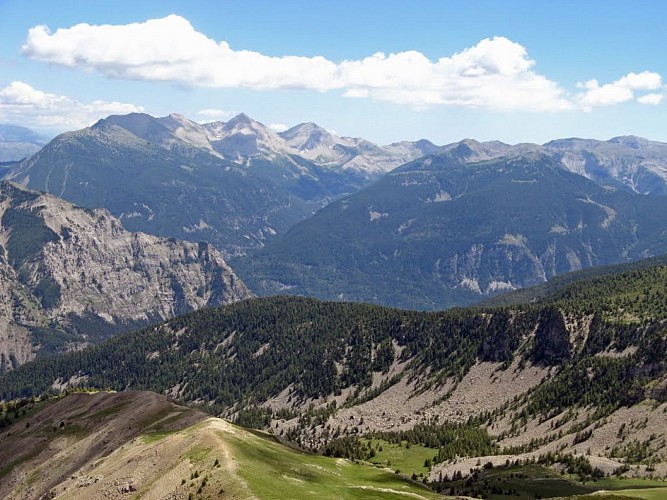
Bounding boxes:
0 392 440 499
365 440 436 478
224 429 439 499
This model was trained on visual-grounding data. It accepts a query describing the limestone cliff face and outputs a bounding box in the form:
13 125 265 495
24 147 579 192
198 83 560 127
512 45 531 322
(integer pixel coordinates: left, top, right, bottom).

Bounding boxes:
0 182 251 369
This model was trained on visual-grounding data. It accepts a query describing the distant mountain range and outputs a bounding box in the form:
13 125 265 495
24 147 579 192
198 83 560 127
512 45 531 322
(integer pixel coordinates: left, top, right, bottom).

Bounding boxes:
419 136 667 196
5 113 434 257
0 124 48 162
4 112 667 309
235 149 667 309
0 182 249 370
100 111 435 179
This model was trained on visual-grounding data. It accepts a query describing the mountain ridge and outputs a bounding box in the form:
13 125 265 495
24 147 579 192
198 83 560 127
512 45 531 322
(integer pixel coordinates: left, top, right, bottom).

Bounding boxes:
235 150 667 309
2 255 666 483
0 390 439 499
0 181 250 369
0 124 48 162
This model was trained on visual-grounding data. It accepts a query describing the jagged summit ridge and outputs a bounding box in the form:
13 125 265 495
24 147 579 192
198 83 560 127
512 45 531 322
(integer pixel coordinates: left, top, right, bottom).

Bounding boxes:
90 111 667 193
90 111 436 175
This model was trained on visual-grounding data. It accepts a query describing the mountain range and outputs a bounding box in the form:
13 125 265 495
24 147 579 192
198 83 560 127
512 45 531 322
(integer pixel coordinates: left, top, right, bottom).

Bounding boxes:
5 113 667 310
0 124 48 163
235 148 667 309
0 181 249 370
2 110 667 495
3 253 666 493
4 114 434 257
437 136 667 196
103 112 437 175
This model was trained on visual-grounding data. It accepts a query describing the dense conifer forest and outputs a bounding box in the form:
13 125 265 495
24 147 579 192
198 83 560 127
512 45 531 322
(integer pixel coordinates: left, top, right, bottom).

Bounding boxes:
1 259 665 424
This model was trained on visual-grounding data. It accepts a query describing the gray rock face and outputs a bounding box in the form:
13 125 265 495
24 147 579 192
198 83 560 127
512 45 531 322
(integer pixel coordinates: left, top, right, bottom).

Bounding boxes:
95 112 436 177
0 182 251 369
545 136 667 196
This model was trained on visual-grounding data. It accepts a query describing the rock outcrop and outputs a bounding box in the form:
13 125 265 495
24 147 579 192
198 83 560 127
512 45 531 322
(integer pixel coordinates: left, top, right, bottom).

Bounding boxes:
0 182 251 368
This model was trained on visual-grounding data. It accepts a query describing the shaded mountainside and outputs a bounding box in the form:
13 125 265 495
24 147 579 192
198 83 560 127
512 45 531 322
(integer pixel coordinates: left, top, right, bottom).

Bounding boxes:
0 391 439 500
4 112 434 258
0 182 250 370
2 257 666 482
103 112 379 202
5 119 314 257
235 151 667 310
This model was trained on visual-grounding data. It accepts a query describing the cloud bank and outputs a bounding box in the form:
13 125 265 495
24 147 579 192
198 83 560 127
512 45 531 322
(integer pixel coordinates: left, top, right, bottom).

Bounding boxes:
576 71 663 110
0 81 143 129
21 15 664 111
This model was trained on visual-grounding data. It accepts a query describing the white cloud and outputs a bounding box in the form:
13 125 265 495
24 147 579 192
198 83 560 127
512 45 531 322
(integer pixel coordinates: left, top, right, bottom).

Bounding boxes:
577 71 663 109
616 71 662 90
637 93 664 105
196 108 236 120
0 81 143 129
22 15 339 91
335 37 569 110
20 15 662 113
21 16 571 111
268 123 288 132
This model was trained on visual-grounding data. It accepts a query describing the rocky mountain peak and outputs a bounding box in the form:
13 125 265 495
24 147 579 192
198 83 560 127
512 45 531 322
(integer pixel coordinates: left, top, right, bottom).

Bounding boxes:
94 112 160 136
280 122 338 152
608 135 652 149
222 113 263 133
211 113 289 160
444 138 484 161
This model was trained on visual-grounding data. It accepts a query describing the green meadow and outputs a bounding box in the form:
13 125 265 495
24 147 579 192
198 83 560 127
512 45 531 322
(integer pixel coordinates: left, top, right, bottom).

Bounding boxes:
223 430 440 499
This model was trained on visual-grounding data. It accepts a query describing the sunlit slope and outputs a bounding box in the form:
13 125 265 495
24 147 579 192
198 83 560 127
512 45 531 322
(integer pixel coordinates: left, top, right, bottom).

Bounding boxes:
0 391 439 499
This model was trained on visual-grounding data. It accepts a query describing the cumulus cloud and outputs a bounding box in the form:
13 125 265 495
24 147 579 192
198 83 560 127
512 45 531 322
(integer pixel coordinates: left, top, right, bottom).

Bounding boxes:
337 37 571 110
22 16 338 91
21 15 571 110
20 15 663 112
0 81 143 129
637 93 664 105
577 71 663 110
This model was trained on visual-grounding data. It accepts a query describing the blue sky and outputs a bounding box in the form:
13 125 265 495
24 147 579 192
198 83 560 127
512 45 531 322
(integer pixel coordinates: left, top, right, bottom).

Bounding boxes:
1 0 665 144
